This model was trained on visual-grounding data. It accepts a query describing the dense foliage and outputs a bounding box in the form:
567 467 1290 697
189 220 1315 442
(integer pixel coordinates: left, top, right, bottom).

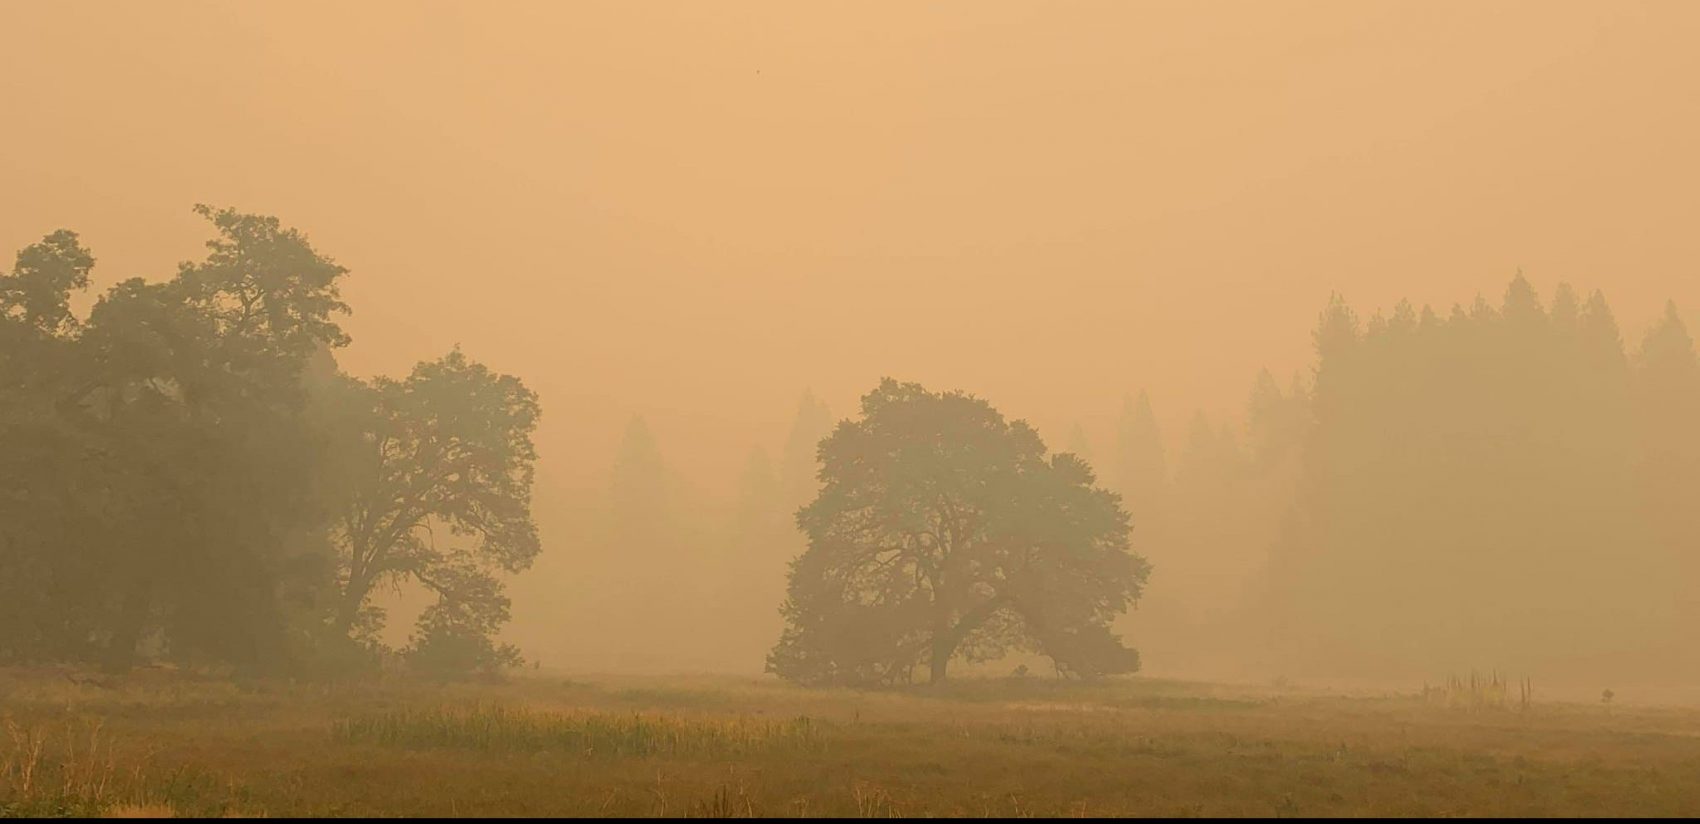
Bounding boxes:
0 208 540 677
1111 275 1700 683
768 379 1150 686
1260 277 1700 679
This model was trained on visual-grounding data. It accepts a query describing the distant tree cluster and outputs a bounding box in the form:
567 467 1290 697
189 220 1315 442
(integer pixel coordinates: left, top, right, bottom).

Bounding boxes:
998 273 1700 684
1258 276 1700 679
0 208 540 677
1042 381 1306 678
1107 274 1700 682
11 212 1693 690
570 392 832 672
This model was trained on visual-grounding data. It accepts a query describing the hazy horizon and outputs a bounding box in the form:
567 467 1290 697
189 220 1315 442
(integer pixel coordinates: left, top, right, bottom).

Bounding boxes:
7 0 1700 686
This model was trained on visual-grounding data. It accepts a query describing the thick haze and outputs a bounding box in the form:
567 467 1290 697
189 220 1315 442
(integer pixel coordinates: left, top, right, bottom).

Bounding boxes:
5 0 1699 678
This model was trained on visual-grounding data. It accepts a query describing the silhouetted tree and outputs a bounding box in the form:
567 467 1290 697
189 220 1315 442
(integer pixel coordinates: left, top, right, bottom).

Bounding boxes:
610 415 668 528
0 229 93 336
0 231 103 662
0 207 352 672
588 414 708 667
768 379 1150 686
0 207 545 678
404 561 524 678
707 445 794 668
1262 275 1669 679
1245 368 1308 472
321 348 541 675
1632 302 1700 629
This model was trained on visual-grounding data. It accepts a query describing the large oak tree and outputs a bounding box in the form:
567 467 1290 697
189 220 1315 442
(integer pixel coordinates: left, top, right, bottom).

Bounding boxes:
768 379 1151 686
318 348 541 675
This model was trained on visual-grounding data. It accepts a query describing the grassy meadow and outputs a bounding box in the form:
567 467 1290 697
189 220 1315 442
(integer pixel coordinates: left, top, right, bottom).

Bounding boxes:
4 667 1700 818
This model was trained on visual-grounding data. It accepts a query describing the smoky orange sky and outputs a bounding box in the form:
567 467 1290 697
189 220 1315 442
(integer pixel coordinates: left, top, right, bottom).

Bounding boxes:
6 1 1700 661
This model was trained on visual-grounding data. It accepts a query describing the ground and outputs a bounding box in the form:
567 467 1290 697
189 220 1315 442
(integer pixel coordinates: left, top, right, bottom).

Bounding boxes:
3 667 1699 817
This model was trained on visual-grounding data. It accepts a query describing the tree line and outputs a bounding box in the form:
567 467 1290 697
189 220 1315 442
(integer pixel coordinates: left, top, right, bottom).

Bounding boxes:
748 274 1700 685
1260 277 1700 681
1051 275 1700 683
577 274 1700 685
8 209 1695 686
0 208 541 677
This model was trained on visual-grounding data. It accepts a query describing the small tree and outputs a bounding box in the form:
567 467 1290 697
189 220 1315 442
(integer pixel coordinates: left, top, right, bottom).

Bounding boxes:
405 562 523 678
768 378 1151 686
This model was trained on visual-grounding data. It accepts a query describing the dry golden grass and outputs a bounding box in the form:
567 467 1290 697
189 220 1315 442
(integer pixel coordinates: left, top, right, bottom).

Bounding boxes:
333 703 826 758
100 803 177 818
4 666 1700 817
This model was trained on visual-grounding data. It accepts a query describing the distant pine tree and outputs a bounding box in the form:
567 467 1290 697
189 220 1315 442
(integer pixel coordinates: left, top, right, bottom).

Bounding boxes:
1113 391 1166 507
1065 422 1094 466
1580 289 1627 367
1264 275 1671 681
1632 302 1700 642
1502 271 1545 329
1246 369 1302 471
779 389 833 512
1549 282 1580 334
596 414 690 666
712 444 792 672
610 415 668 528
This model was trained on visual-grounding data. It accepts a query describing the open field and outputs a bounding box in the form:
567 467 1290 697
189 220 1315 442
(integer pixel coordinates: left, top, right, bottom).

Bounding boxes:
5 668 1700 818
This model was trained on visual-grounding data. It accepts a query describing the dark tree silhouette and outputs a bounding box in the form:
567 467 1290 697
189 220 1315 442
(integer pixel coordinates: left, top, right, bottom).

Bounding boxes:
768 379 1150 686
1112 391 1166 510
1262 274 1675 679
1 207 352 672
322 348 541 675
0 207 544 678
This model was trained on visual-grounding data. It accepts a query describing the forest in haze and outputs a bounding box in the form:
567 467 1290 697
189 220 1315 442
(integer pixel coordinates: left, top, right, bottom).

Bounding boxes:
10 209 1700 818
0 209 541 678
11 2 1700 817
5 210 1699 695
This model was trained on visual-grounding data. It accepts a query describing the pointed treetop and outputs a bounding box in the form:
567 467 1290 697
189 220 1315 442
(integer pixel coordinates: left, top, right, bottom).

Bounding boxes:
1502 271 1544 325
1314 293 1361 358
1390 299 1418 333
1469 293 1497 322
1637 301 1696 374
1124 389 1157 421
1579 289 1624 352
1114 388 1166 496
609 413 669 521
615 414 662 471
781 387 836 505
1551 282 1580 330
1248 367 1283 418
1365 310 1389 337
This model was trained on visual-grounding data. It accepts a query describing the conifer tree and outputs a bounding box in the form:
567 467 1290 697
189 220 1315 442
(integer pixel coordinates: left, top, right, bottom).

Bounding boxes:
1112 391 1167 510
779 389 833 511
1065 422 1094 465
